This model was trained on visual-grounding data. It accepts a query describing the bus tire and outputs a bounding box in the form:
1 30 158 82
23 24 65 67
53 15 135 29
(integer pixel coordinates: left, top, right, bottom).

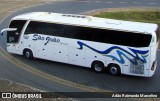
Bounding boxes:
91 61 105 73
108 64 121 76
23 49 33 59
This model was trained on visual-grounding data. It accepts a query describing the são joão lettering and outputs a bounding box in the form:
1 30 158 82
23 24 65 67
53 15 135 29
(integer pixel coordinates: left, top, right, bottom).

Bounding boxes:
32 34 60 45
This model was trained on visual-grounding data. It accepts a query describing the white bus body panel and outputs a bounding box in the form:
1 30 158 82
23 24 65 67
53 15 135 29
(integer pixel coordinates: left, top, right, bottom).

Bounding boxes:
23 33 151 76
7 32 153 77
4 12 159 77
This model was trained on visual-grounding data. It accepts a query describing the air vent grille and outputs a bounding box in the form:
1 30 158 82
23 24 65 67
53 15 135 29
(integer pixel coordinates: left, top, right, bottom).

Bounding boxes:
130 59 144 74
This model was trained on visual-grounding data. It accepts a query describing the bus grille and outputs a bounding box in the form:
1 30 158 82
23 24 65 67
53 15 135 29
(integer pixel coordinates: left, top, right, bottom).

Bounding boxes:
130 59 144 74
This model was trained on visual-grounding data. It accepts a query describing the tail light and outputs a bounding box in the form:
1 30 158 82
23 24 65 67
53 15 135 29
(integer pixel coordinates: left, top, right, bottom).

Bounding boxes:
151 61 156 71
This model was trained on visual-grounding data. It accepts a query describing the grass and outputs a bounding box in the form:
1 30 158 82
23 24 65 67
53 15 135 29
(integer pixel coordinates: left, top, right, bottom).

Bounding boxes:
94 11 160 26
94 10 160 48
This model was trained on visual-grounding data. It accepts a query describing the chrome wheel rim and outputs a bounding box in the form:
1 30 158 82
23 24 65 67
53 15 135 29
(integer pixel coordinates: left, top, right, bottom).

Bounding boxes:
110 66 117 74
25 52 30 58
94 64 102 72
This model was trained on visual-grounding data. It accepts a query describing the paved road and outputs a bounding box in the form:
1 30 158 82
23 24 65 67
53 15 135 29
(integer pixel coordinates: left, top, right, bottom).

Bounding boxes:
0 0 160 97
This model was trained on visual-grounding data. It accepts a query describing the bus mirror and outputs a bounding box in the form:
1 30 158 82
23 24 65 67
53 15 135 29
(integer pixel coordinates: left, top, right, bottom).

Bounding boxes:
1 28 17 36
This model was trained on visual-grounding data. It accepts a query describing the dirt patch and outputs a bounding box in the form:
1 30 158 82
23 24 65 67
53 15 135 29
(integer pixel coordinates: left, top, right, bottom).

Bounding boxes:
0 79 75 101
0 79 41 92
0 0 67 23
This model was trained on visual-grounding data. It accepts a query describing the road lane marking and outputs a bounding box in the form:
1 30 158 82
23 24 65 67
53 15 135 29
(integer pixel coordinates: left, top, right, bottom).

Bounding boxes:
95 1 101 3
0 0 159 98
0 45 156 100
133 2 141 4
77 0 90 3
1 45 157 101
148 3 157 5
106 2 113 4
0 46 111 93
120 2 127 4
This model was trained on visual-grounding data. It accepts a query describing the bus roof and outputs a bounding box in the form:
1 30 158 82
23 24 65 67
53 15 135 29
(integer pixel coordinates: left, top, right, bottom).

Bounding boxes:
12 12 158 34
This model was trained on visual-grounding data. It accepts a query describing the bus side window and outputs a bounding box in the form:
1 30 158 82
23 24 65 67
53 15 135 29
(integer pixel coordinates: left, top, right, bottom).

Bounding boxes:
92 28 102 42
89 28 152 47
77 27 92 41
25 27 32 34
25 21 37 34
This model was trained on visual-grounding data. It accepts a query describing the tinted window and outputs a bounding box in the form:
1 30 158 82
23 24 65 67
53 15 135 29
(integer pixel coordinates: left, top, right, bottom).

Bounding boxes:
25 21 58 36
25 21 152 47
88 28 151 47
25 21 93 40
7 20 26 43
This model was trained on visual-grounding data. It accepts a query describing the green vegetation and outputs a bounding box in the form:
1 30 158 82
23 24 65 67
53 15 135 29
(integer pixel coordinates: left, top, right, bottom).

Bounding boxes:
94 11 160 26
94 10 160 48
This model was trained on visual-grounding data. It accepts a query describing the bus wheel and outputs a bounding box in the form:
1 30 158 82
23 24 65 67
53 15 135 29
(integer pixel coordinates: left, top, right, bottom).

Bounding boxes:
92 61 105 73
23 49 33 59
108 64 121 76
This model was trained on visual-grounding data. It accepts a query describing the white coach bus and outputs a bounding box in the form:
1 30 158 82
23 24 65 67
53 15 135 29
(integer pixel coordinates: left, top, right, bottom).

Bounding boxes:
1 12 159 77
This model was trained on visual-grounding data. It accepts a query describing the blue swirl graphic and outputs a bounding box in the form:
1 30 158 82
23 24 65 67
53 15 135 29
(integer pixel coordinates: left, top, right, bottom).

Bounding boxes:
77 41 149 65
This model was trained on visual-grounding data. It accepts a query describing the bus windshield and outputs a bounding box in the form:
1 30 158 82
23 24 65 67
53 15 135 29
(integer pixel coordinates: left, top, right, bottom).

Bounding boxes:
7 20 26 43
